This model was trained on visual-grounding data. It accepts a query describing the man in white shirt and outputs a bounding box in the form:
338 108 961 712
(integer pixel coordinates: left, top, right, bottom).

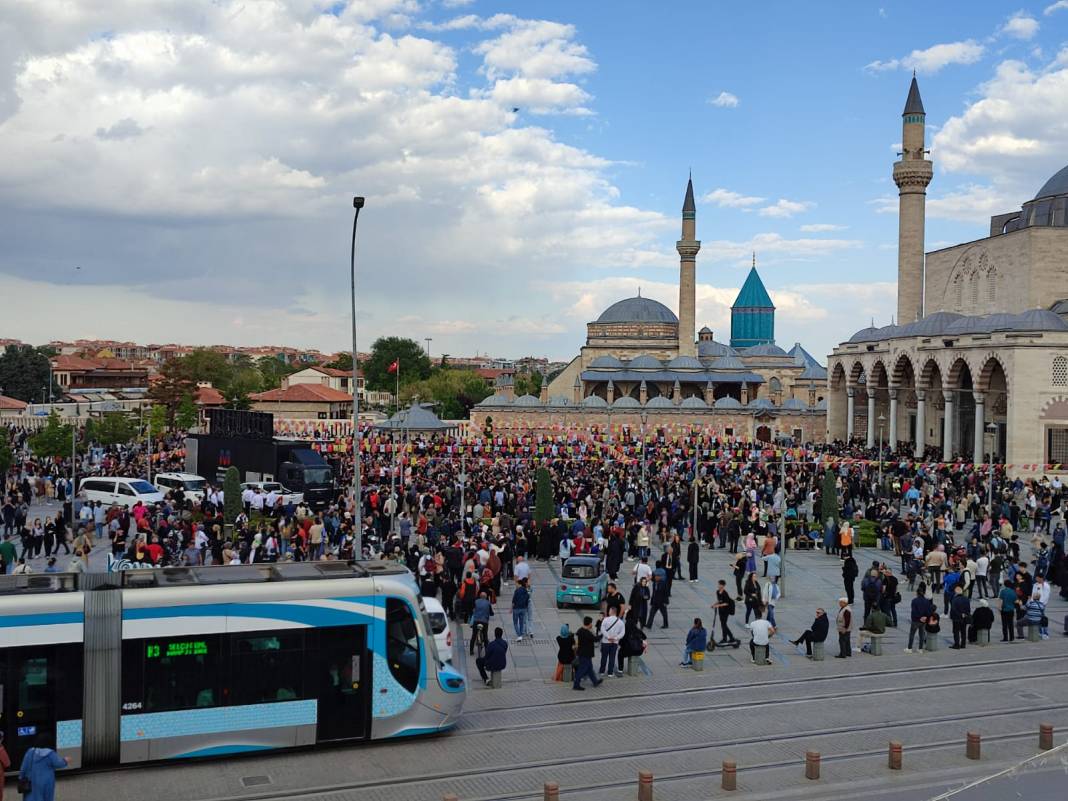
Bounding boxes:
514 555 531 584
250 490 265 515
632 556 652 584
746 614 776 665
241 485 255 513
265 489 278 515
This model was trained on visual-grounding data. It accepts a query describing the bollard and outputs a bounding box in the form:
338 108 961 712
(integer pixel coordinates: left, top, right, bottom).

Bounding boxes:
692 649 705 672
638 770 653 801
490 671 502 689
544 782 559 801
966 732 981 760
721 760 737 791
805 751 820 780
562 664 573 683
888 741 902 770
811 641 825 661
1040 723 1054 751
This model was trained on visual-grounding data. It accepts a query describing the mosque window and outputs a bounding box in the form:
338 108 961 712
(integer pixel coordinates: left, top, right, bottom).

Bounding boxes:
986 269 997 304
1053 356 1068 387
1048 428 1068 465
969 272 980 308
953 276 963 310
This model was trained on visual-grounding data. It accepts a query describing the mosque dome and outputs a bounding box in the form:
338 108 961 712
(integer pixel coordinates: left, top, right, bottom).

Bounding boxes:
514 394 540 407
713 396 743 409
596 297 678 324
644 396 674 409
679 396 709 409
1035 164 1068 199
612 396 642 409
627 354 663 369
667 355 704 369
697 339 737 358
740 343 789 357
588 355 625 369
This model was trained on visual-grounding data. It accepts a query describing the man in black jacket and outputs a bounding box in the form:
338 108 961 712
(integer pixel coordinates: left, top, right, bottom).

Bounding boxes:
712 580 740 645
572 617 602 690
949 584 972 649
647 573 669 629
789 608 829 657
475 627 509 685
687 539 700 582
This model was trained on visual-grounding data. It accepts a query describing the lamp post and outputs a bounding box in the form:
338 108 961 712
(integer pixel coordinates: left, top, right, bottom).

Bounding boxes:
425 337 432 359
986 422 998 514
877 413 886 498
640 411 648 505
350 196 365 558
459 450 467 536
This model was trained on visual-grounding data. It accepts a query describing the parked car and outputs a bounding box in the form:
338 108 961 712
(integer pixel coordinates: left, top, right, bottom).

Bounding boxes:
154 472 208 503
555 554 609 609
79 477 166 509
240 481 304 506
423 597 452 663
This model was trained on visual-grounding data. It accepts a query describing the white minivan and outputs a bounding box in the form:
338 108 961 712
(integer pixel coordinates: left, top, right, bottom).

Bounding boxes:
79 477 166 509
154 472 208 503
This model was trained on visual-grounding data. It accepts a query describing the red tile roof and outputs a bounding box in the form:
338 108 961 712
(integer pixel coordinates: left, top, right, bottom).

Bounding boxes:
0 395 28 411
195 386 226 406
250 384 353 403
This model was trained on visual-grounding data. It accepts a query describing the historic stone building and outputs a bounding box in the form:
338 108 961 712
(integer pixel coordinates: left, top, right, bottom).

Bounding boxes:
472 178 828 441
827 77 1068 472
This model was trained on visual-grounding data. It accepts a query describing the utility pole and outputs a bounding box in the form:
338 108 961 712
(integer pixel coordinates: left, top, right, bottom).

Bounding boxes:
459 450 467 536
349 196 365 559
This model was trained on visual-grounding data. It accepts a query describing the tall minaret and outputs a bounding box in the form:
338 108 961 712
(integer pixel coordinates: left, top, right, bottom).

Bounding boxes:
676 175 700 356
893 74 933 324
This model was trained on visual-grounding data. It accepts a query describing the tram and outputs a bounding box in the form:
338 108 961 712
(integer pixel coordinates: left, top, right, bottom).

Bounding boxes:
0 561 465 770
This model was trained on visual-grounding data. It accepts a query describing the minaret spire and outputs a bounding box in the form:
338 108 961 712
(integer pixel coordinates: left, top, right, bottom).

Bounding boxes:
676 174 701 357
894 74 933 324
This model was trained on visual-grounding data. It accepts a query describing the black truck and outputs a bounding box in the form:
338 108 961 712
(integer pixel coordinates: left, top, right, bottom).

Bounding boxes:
186 409 336 508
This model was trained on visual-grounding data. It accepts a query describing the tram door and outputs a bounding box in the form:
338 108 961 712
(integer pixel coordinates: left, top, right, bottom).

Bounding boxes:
314 626 369 742
1 645 78 771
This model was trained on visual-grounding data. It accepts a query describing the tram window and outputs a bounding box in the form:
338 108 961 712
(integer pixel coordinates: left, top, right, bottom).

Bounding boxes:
385 599 420 693
16 657 50 715
55 644 84 721
229 631 305 705
124 635 220 713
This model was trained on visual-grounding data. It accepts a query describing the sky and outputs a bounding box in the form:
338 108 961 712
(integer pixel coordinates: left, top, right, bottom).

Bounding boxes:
1 1 1067 362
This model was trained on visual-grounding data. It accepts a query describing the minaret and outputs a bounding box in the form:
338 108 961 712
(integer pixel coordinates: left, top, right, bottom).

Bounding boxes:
893 74 933 324
676 175 700 356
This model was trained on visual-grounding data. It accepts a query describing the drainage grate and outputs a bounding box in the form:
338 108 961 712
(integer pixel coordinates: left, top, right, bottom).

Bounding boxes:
525 638 551 645
241 776 272 788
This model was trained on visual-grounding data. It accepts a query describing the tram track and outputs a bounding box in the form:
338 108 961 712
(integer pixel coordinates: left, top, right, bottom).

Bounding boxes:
191 702 1068 801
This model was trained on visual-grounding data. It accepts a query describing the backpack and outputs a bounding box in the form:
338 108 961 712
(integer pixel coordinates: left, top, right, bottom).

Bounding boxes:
727 597 737 615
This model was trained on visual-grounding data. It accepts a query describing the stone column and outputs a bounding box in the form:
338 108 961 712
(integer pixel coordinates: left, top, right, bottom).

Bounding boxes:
888 389 899 449
846 388 855 441
914 391 926 458
942 390 954 461
973 392 985 463
866 389 876 448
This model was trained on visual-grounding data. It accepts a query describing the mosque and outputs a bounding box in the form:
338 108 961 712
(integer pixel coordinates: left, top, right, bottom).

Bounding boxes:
827 77 1068 472
472 179 829 442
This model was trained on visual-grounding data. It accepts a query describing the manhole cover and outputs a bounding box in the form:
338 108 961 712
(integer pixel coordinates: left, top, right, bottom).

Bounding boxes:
242 776 272 788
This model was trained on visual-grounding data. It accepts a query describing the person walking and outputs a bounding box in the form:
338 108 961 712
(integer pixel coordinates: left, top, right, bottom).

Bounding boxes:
598 607 625 678
628 576 650 630
997 579 1018 642
712 579 740 645
511 578 531 642
681 617 708 666
572 616 602 690
905 586 934 652
789 608 829 657
0 732 10 801
687 538 700 583
469 591 493 655
949 584 972 649
743 572 761 623
835 597 853 658
647 572 669 629
18 733 68 801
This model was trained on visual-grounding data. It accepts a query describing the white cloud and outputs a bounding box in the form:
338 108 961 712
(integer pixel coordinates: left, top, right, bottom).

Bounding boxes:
474 19 595 80
485 77 591 114
866 40 984 74
1044 1 1068 14
702 232 863 263
701 188 764 208
1000 11 1039 39
800 223 847 232
442 0 475 7
709 91 739 108
927 184 1015 223
758 199 812 218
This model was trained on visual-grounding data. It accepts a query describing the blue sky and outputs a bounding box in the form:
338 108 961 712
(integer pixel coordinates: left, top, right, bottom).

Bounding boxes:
0 1 1066 361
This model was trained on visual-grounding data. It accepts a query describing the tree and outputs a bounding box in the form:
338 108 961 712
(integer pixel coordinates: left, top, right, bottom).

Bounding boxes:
223 466 242 524
0 345 51 402
86 412 138 446
400 369 491 420
256 356 299 390
149 358 197 425
821 469 839 525
324 352 353 371
28 412 75 459
182 349 235 388
0 427 12 478
364 337 431 392
512 371 542 398
175 395 199 431
148 405 168 434
223 367 262 410
534 467 553 525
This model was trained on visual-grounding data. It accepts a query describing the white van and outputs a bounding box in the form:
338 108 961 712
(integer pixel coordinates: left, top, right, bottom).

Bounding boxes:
79 477 166 509
154 472 208 502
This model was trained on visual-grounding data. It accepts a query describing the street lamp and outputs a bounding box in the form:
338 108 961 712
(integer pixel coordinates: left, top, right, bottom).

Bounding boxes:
425 337 432 359
640 411 648 505
877 413 886 498
986 421 998 514
350 196 365 559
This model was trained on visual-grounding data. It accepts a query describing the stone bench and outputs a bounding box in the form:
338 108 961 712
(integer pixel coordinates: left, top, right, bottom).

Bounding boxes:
794 539 815 551
626 656 645 676
752 643 770 665
925 633 940 651
976 628 990 646
561 664 573 683
811 641 825 661
1027 623 1041 642
691 650 705 671
490 670 502 688
859 631 886 655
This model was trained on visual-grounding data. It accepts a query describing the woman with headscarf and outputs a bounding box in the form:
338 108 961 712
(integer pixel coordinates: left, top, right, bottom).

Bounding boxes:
553 624 576 681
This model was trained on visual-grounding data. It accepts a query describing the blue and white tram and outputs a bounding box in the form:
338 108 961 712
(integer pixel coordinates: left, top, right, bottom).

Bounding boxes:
0 561 465 770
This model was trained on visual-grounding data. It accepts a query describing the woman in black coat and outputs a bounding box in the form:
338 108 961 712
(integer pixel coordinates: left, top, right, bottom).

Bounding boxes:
842 555 859 605
687 540 700 582
617 608 647 672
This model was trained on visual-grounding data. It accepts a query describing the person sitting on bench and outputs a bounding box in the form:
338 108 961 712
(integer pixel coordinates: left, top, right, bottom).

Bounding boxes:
858 606 888 652
476 627 508 685
789 608 829 657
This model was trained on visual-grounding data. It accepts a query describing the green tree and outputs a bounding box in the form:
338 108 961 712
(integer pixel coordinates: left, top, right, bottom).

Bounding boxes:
223 367 262 410
0 345 52 402
512 371 542 398
820 469 839 525
534 467 553 525
181 349 234 388
86 411 138 446
28 412 75 459
223 466 242 524
364 337 431 392
175 395 199 430
148 405 168 434
400 369 490 420
256 356 299 390
324 352 353 371
0 427 12 477
149 358 197 425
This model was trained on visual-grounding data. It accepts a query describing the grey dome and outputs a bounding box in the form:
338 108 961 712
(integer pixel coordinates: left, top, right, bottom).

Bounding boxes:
680 396 709 409
1010 308 1068 331
612 396 642 409
741 343 788 357
781 398 808 411
548 395 572 407
898 311 964 337
698 339 737 357
476 394 513 406
848 326 880 344
1035 164 1068 199
644 396 674 409
713 396 743 409
667 355 704 369
710 355 746 370
626 354 663 369
596 297 678 324
514 394 540 407
588 355 624 369
580 395 608 408
748 397 775 409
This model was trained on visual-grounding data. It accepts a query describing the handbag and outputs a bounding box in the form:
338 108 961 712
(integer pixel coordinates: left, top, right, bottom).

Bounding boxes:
18 776 31 794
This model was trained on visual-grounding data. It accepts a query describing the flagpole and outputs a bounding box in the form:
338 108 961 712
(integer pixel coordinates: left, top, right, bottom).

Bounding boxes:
390 358 399 536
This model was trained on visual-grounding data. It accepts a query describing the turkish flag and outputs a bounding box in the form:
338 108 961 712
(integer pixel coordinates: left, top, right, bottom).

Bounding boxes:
387 360 399 374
